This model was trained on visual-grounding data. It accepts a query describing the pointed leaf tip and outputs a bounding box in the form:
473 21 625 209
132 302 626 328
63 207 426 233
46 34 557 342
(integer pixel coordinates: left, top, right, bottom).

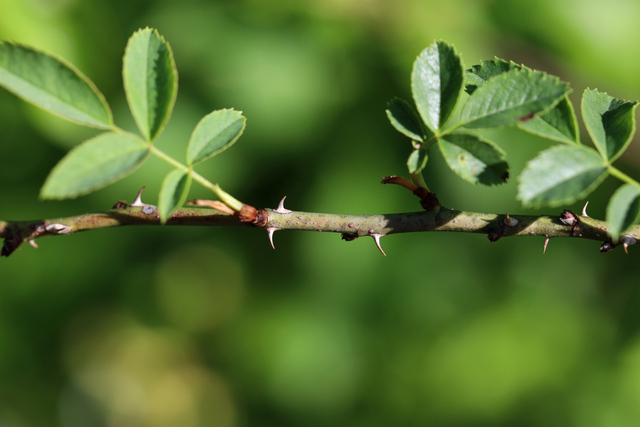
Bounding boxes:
123 27 178 142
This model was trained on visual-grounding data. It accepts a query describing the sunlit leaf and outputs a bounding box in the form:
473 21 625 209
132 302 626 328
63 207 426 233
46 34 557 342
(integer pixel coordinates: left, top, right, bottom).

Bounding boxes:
386 97 432 143
186 109 246 166
411 41 464 133
581 88 637 163
606 184 640 241
123 27 177 142
0 42 112 128
158 168 192 224
41 132 149 199
438 132 509 186
518 145 608 208
465 58 520 95
460 69 570 129
518 96 579 144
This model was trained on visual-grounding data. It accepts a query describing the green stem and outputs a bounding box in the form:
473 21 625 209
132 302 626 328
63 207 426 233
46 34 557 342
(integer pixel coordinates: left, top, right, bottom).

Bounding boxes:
609 166 640 189
3 206 636 258
148 145 245 211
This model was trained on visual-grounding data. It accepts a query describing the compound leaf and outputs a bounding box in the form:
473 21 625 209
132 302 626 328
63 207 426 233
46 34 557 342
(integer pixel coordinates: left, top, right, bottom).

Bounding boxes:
186 109 246 166
606 184 640 241
158 168 192 224
41 132 149 199
411 41 464 133
123 27 177 142
581 88 637 163
438 132 509 186
0 42 112 128
518 145 608 208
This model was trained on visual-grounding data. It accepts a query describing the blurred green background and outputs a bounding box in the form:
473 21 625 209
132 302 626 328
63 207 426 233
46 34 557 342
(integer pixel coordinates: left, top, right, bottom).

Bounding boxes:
2 0 640 426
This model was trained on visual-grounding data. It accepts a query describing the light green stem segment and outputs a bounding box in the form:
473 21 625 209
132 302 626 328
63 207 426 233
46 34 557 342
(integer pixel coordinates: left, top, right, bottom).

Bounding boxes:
147 145 244 211
609 166 640 190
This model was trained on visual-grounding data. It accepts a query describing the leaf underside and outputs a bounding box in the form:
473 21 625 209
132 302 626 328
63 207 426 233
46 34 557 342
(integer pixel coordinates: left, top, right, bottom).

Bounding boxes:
386 97 430 142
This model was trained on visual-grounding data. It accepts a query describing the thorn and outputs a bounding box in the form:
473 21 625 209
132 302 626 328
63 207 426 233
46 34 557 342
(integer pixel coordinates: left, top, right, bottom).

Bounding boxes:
45 223 72 234
266 227 279 249
131 186 147 207
620 235 637 255
543 236 550 254
28 240 38 249
274 196 292 214
582 201 590 217
504 213 518 227
371 234 386 256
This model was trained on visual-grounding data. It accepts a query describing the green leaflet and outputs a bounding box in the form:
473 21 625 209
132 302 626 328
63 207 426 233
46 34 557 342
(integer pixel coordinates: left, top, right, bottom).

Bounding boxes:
386 97 432 143
465 58 520 95
186 109 246 166
438 132 509 186
460 68 570 129
518 145 608 208
158 169 192 224
411 41 464 133
407 148 428 175
123 27 178 142
518 96 579 144
606 184 640 241
0 42 112 128
581 88 637 163
40 132 149 199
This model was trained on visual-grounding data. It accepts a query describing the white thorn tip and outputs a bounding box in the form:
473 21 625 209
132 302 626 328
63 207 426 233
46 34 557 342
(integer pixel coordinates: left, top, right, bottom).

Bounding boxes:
131 186 147 207
274 196 292 214
543 236 550 254
28 240 38 249
582 201 590 217
372 234 386 256
266 227 279 249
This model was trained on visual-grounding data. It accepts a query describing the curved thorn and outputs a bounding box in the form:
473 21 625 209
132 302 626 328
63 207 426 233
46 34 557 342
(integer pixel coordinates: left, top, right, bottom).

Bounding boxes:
131 186 147 207
624 242 629 254
543 236 550 254
371 234 386 256
582 201 590 217
266 227 279 249
28 240 38 249
274 196 292 214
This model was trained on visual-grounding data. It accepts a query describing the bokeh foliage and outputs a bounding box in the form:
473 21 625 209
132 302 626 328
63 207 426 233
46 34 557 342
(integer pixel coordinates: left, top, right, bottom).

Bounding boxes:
2 1 640 426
